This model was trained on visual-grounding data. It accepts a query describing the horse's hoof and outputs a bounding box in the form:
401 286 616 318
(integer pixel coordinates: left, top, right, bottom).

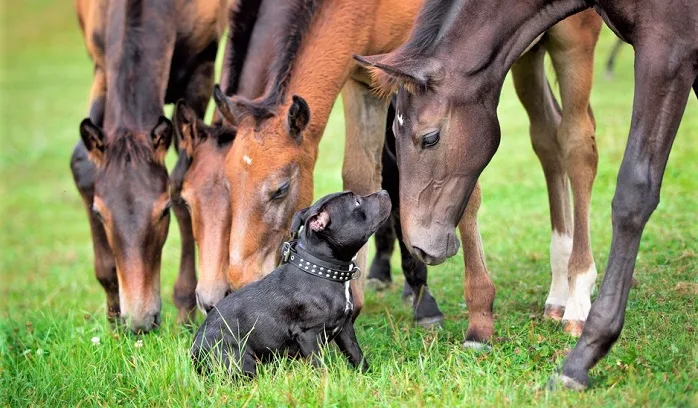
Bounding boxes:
415 315 444 329
366 278 392 291
547 371 588 392
462 340 492 352
631 276 639 288
543 304 565 321
563 320 584 337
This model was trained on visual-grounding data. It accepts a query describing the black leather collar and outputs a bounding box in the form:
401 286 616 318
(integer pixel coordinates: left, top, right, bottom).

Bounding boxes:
281 240 360 283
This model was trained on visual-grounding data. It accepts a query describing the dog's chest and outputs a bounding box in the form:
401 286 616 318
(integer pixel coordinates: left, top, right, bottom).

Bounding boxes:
331 281 353 336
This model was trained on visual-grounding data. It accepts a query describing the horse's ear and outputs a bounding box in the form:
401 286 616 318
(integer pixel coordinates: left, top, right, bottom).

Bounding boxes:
151 116 173 164
287 95 310 143
213 84 273 126
173 99 206 156
80 118 106 165
354 53 441 98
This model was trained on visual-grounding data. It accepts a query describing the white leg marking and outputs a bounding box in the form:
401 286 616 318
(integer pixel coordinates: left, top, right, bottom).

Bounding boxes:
562 264 597 322
546 231 573 307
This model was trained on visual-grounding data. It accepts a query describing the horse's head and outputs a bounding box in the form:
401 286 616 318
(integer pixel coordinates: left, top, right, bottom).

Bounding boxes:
173 101 235 314
213 86 315 289
355 53 501 265
79 117 173 333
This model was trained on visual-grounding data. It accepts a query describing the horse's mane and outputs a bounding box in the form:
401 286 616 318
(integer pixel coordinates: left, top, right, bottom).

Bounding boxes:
223 0 264 95
104 130 158 171
400 0 464 59
241 0 323 120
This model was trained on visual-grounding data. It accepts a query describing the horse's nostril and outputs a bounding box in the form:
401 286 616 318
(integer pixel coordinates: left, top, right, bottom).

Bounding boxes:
224 289 232 297
204 304 214 313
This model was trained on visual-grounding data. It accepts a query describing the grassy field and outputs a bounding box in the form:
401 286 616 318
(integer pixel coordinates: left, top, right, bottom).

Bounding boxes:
1 1 697 406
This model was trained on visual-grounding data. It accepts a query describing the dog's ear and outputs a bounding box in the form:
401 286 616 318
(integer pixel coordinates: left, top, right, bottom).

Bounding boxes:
290 207 311 236
307 209 330 233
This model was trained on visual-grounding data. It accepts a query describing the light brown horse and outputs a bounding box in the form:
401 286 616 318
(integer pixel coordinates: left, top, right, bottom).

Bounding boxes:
358 0 698 391
214 0 600 344
171 0 298 314
71 0 226 332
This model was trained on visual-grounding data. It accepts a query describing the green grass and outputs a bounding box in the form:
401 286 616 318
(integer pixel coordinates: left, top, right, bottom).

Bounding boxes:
1 1 697 406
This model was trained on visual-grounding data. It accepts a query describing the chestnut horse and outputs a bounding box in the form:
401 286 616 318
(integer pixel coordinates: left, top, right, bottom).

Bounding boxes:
71 0 226 332
214 0 601 343
357 0 697 390
171 0 306 314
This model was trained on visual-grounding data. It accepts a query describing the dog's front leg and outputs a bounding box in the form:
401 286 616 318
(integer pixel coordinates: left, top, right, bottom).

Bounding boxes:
334 322 368 372
296 331 324 368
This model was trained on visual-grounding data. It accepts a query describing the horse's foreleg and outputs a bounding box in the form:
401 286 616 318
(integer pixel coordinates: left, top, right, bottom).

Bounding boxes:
341 79 388 320
558 45 694 390
548 18 601 336
458 182 495 347
513 46 573 323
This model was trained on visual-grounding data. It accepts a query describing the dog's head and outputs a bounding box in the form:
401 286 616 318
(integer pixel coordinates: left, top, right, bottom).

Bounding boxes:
291 190 392 261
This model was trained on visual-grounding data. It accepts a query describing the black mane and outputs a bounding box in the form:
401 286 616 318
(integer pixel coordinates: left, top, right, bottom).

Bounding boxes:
400 0 465 58
242 0 323 120
222 0 264 96
104 130 157 171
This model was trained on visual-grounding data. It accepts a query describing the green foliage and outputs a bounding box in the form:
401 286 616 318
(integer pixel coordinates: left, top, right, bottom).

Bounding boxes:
1 1 696 406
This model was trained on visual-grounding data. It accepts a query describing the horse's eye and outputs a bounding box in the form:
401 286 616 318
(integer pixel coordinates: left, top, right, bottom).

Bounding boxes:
271 181 290 200
355 197 361 207
422 131 440 149
160 202 172 220
92 204 104 223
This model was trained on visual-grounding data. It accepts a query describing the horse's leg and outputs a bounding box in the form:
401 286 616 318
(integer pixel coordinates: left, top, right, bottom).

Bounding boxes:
367 143 397 289
693 76 697 98
458 182 495 347
341 78 388 320
556 45 695 391
170 58 216 323
604 38 624 79
512 45 573 323
548 16 601 336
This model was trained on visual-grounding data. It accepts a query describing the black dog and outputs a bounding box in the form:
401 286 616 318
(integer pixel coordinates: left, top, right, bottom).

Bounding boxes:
191 190 391 377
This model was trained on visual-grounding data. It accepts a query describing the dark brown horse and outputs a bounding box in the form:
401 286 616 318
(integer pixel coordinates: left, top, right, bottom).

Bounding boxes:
358 7 603 338
71 0 226 332
357 0 697 390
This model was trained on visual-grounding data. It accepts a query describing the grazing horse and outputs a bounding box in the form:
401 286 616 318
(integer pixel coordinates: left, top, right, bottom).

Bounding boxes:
71 0 226 332
357 7 602 336
357 0 697 390
171 0 312 314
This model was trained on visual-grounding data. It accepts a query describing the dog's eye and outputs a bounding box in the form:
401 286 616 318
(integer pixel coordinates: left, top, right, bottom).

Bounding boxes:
271 181 290 200
422 131 440 149
160 202 172 220
92 204 104 223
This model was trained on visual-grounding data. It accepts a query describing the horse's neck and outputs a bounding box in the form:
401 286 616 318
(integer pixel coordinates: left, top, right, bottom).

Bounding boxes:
103 1 174 136
287 0 420 146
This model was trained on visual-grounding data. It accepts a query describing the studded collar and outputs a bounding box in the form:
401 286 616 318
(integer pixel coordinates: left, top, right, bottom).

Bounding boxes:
281 240 360 283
